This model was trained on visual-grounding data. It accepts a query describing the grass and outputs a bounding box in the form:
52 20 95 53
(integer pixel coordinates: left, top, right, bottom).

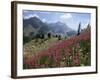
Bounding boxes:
23 37 61 56
23 31 91 69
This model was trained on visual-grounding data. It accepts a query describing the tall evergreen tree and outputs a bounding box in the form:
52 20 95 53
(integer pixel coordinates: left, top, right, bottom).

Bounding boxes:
77 22 81 35
48 32 51 38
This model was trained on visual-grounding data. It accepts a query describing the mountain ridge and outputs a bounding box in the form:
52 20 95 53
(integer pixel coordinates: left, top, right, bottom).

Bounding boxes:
23 17 77 38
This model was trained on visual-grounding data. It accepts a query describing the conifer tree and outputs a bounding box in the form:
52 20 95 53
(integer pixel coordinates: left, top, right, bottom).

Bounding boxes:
77 22 81 35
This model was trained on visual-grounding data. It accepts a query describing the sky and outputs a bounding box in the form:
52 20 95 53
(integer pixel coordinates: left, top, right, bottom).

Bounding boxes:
23 10 91 31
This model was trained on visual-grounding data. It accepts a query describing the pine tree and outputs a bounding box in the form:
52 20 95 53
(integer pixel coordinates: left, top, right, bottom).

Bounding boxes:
48 32 51 38
77 22 81 36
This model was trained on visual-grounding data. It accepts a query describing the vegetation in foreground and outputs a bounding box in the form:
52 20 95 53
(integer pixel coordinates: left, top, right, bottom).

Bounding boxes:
23 29 91 69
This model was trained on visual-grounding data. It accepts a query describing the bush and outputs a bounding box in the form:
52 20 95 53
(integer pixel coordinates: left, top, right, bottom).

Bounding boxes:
58 35 61 40
23 36 30 44
48 33 51 38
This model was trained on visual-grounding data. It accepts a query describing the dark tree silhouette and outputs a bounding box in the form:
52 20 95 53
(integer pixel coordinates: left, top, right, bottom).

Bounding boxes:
40 34 44 39
77 22 81 36
55 35 58 37
48 33 51 38
87 23 91 28
58 35 61 40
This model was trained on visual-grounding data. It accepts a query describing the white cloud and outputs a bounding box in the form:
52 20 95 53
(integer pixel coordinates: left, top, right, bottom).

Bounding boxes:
60 13 72 20
39 12 51 14
24 14 40 19
42 18 46 22
23 10 29 13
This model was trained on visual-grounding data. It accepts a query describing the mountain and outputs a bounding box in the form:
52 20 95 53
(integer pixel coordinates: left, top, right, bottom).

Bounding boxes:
66 30 77 36
49 21 73 35
23 17 76 38
23 17 50 37
23 17 43 29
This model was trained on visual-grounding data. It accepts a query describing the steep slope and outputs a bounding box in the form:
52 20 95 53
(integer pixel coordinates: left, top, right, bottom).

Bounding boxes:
23 30 91 69
23 17 50 37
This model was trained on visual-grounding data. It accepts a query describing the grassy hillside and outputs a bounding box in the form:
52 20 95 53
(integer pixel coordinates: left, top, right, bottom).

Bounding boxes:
23 30 91 69
23 37 63 56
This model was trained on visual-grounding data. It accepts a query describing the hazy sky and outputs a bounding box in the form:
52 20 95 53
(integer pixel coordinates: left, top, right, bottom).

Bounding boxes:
23 10 91 31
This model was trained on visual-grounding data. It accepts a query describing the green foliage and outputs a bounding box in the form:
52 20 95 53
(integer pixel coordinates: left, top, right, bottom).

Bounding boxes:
23 64 29 69
39 55 55 67
79 40 90 55
64 36 67 39
67 39 90 66
66 55 72 66
60 48 65 56
23 36 31 44
79 40 91 66
58 35 61 40
39 55 49 65
40 34 45 39
48 33 51 38
48 57 55 67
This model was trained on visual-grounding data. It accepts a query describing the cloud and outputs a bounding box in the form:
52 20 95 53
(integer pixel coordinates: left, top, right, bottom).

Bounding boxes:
23 10 29 13
39 12 51 14
60 13 72 20
42 18 46 22
23 14 40 19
